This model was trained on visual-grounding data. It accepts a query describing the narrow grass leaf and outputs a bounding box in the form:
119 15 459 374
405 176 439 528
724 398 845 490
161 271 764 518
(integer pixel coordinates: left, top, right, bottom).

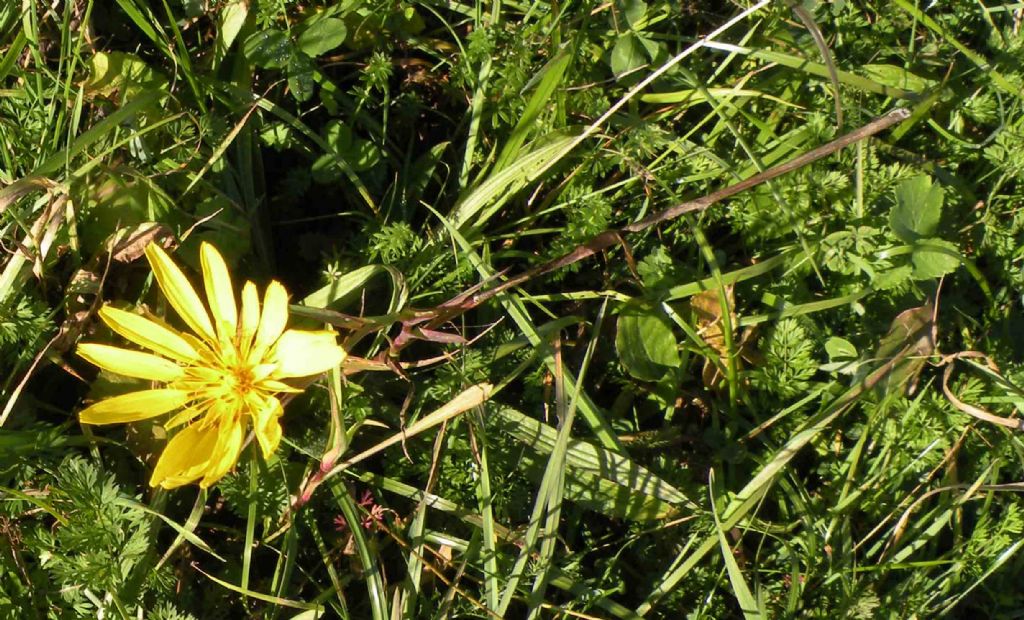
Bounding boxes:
710 472 765 620
492 53 571 173
116 495 224 562
450 131 580 230
302 264 407 312
330 480 389 620
193 564 323 611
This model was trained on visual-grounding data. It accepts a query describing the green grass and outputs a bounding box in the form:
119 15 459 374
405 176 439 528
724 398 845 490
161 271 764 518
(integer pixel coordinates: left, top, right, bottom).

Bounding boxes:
3 0 1024 617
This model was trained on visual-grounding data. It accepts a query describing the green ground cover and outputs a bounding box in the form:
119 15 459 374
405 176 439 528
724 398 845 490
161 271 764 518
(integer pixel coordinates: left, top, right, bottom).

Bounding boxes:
3 0 1024 617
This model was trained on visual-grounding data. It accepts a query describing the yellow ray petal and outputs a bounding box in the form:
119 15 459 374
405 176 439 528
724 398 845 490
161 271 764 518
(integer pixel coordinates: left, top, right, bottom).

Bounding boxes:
240 280 260 353
270 329 346 378
99 306 199 362
200 420 245 488
251 280 289 361
200 242 238 343
255 418 282 460
150 422 220 488
257 379 303 393
144 243 216 342
252 396 283 458
250 393 282 427
77 343 184 382
164 406 204 429
79 388 190 425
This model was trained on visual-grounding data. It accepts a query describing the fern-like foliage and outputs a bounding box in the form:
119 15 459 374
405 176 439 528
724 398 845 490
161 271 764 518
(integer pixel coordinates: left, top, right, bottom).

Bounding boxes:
3 457 189 616
752 318 819 399
0 295 52 369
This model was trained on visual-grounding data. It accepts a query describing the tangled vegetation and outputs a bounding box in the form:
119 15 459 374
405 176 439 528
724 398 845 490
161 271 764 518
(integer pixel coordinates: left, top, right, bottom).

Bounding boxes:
3 0 1024 617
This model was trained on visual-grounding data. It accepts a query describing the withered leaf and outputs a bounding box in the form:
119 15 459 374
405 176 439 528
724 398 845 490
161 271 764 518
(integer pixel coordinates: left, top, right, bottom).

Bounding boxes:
872 302 935 397
689 286 736 388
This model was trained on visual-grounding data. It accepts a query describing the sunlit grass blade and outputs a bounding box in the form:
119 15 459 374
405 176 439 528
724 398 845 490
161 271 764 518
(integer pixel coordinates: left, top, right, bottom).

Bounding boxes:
193 562 323 612
710 471 766 620
330 480 390 620
470 414 501 611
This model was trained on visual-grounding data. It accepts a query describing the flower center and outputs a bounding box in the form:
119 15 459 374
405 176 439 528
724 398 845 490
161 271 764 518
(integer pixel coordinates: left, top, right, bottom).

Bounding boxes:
229 365 255 394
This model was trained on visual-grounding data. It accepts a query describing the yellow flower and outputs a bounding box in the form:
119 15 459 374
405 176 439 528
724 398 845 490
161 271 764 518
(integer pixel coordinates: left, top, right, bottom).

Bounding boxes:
76 242 346 489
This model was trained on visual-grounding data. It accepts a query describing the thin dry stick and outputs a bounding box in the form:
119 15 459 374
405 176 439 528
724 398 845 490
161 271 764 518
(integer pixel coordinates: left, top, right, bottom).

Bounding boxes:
469 107 911 306
941 352 1024 430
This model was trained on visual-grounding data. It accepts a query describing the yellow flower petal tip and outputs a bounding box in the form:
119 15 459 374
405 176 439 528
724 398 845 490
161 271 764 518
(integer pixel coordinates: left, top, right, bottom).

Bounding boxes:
77 242 348 489
199 242 238 342
144 243 216 342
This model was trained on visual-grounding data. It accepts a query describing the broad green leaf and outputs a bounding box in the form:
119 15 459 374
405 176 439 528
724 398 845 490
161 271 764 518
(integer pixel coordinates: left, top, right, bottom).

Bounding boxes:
890 175 943 243
259 122 296 150
297 17 347 57
324 120 353 152
84 51 167 99
401 7 426 34
351 139 382 171
311 153 343 184
822 336 859 375
181 197 252 270
215 0 248 64
287 52 316 102
911 238 960 279
616 301 680 382
243 29 292 69
78 170 177 251
610 32 647 77
825 337 857 361
301 264 407 313
873 264 913 290
861 63 936 93
620 0 648 28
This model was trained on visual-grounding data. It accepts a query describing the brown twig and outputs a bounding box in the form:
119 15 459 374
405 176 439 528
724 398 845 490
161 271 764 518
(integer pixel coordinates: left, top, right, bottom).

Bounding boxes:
459 108 911 309
305 109 910 364
374 108 911 358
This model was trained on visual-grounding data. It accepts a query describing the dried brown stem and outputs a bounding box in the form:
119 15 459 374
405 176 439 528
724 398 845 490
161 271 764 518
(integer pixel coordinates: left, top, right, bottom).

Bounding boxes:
469 108 911 307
